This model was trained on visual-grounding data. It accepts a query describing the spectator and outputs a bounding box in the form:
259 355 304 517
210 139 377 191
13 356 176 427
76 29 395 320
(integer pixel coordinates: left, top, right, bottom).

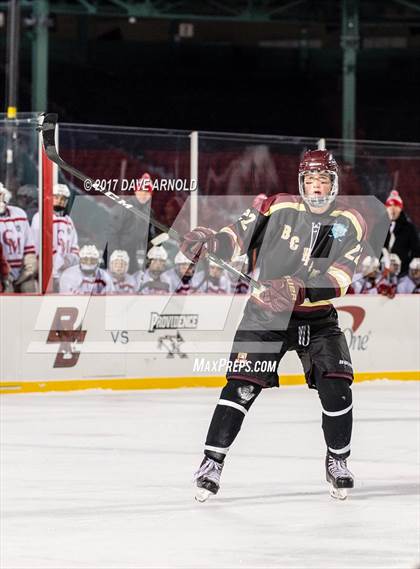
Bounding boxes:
397 257 420 294
163 250 204 294
137 246 172 294
31 183 79 291
108 250 136 294
16 184 38 223
59 244 114 295
0 182 37 293
107 172 159 273
383 190 419 275
377 253 400 299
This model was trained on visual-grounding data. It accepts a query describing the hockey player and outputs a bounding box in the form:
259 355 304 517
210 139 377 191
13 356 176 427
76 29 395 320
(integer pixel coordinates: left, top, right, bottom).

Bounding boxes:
181 150 370 501
32 183 79 291
137 246 172 294
108 249 136 293
198 260 230 294
59 244 114 294
377 253 401 298
397 257 420 294
163 250 204 294
352 256 381 294
0 182 37 292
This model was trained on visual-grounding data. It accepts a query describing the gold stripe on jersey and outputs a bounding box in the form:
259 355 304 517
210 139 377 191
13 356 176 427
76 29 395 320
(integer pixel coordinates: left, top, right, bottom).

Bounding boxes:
301 299 332 307
330 210 364 241
264 202 307 217
327 266 352 296
219 226 242 258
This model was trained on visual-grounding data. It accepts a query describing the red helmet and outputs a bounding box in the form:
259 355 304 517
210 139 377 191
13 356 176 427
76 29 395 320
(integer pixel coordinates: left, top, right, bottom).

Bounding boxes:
298 149 339 207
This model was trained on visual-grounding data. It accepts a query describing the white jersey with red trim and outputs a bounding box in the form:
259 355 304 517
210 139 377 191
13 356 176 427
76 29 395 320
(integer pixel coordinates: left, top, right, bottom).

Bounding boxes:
109 272 137 294
397 275 420 294
0 205 36 281
135 269 172 294
197 272 230 294
163 267 205 294
352 275 381 294
59 265 115 295
31 212 79 278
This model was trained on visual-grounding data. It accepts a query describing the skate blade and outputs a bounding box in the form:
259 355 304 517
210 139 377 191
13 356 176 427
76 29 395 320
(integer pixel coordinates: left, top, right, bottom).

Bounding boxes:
195 487 212 502
328 483 348 500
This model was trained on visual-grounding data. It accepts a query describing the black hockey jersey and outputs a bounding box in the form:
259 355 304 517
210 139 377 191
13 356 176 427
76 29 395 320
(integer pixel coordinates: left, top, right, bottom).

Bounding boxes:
214 193 367 325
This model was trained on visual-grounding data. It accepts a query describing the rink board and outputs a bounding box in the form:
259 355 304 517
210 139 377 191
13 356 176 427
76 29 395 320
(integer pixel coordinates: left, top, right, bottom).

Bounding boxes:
0 294 419 392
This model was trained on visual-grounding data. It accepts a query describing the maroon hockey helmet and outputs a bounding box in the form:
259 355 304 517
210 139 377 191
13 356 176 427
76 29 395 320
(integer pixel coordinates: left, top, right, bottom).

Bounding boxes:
298 149 339 207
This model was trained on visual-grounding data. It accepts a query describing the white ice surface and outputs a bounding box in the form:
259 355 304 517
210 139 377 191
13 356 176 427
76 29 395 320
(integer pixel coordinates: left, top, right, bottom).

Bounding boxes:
1 381 419 569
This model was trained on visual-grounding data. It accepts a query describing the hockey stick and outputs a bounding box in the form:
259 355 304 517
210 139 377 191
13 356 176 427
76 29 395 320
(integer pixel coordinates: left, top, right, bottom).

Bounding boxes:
38 113 264 292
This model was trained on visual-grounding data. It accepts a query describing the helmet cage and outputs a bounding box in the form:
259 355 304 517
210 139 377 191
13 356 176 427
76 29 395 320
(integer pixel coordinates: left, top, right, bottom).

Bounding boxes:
409 258 420 283
361 256 380 277
110 258 129 276
176 262 194 278
80 257 99 273
389 254 401 276
209 261 223 278
149 259 166 272
110 250 129 276
79 245 100 273
298 170 338 207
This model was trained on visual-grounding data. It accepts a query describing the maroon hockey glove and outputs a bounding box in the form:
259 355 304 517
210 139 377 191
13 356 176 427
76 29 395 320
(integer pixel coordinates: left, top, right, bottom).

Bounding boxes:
180 226 219 262
252 276 305 312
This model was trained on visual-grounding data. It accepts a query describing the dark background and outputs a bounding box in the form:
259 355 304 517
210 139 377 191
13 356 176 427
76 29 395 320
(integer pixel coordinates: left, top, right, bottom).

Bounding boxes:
1 1 420 141
47 44 420 141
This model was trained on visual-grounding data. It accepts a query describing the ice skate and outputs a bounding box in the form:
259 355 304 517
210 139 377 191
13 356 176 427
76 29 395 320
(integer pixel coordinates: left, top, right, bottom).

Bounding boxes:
194 456 224 502
325 452 354 500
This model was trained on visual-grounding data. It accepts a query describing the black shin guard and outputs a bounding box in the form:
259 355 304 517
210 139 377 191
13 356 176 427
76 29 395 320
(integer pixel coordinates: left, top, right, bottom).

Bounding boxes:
204 380 262 462
317 377 353 459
